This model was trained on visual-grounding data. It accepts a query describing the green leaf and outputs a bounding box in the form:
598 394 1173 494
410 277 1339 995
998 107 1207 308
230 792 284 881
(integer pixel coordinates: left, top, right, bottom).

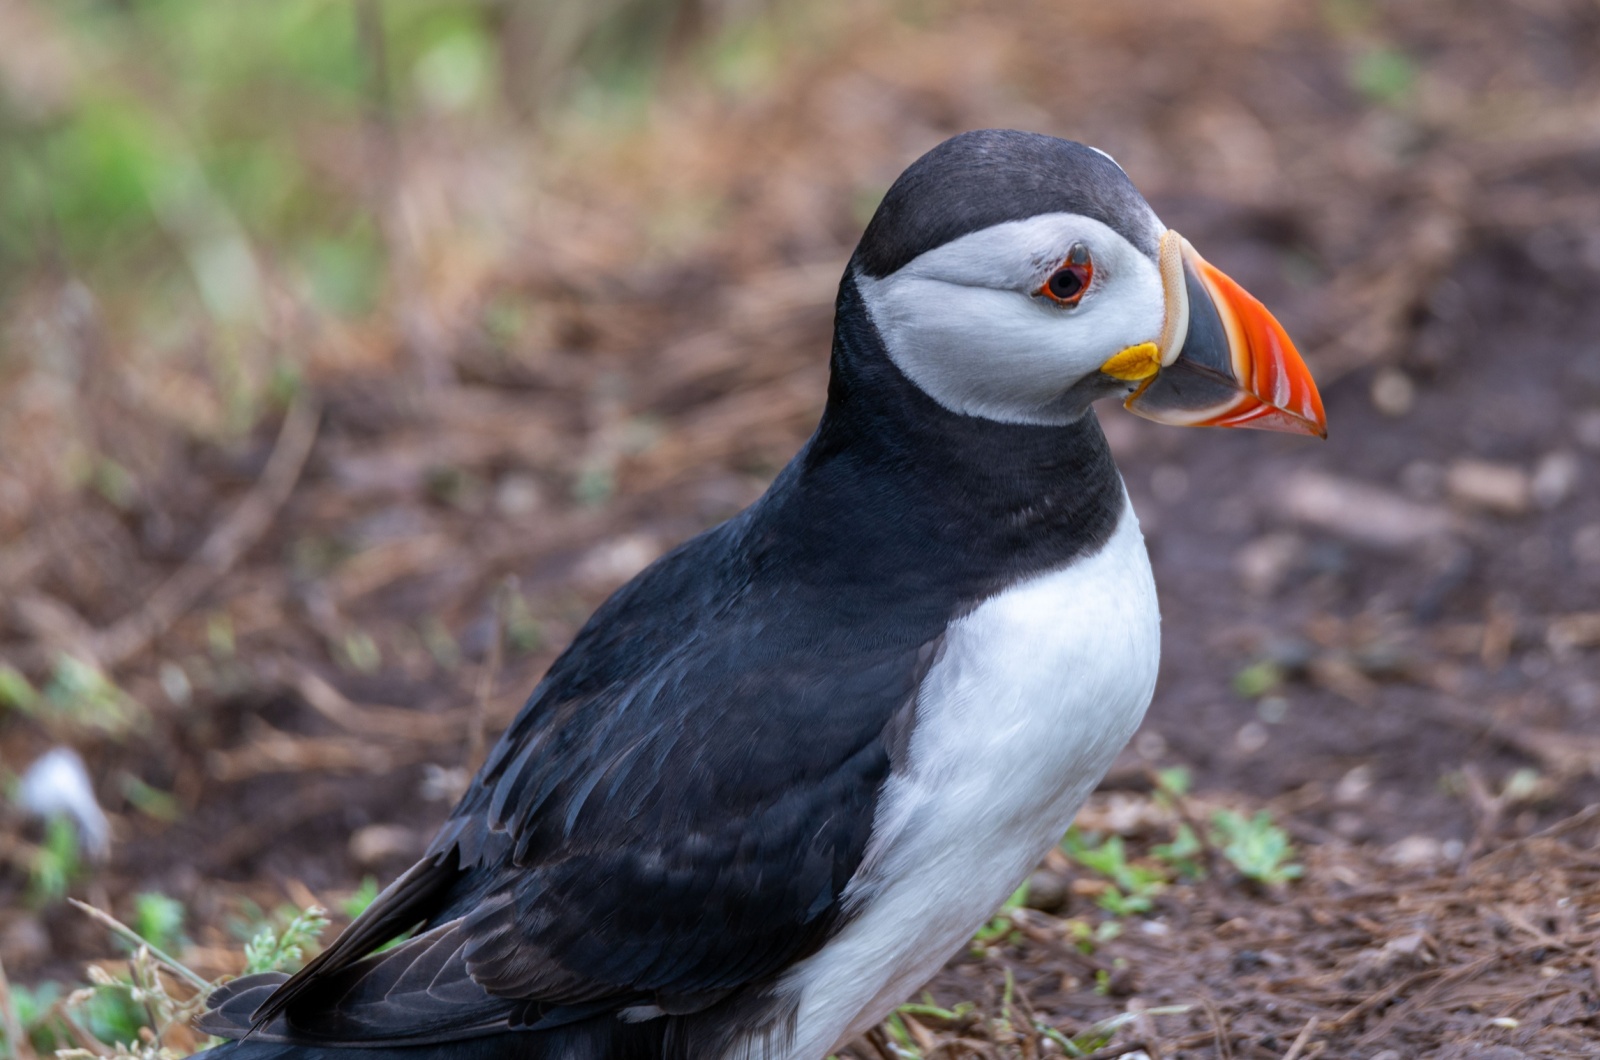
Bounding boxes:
132 892 187 954
29 816 83 904
1232 659 1282 699
344 876 380 920
1350 46 1416 107
1209 809 1303 885
0 664 38 714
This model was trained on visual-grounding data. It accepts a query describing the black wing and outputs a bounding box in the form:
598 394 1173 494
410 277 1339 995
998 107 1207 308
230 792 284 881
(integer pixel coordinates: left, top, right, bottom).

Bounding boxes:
234 508 938 1044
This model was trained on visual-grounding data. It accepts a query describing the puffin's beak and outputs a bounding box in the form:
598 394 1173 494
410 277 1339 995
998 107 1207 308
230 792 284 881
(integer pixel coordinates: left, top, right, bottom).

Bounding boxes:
1105 231 1326 438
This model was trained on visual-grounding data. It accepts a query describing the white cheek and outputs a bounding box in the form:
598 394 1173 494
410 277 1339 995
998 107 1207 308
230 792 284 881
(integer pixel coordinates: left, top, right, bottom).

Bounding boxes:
856 227 1166 425
863 279 1079 419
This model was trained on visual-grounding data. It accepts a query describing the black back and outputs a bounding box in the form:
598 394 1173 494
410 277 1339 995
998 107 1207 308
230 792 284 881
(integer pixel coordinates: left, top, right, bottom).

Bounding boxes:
853 129 1161 279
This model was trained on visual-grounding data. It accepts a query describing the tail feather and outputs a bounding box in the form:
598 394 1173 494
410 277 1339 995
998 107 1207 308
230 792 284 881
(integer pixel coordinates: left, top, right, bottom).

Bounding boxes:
192 1020 670 1060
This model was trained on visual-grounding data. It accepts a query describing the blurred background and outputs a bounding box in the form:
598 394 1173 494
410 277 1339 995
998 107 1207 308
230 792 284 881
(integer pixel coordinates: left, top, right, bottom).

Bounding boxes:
2 0 1599 1056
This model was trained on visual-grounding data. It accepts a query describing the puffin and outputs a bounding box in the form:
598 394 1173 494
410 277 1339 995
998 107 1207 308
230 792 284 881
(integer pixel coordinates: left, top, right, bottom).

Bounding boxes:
195 129 1325 1060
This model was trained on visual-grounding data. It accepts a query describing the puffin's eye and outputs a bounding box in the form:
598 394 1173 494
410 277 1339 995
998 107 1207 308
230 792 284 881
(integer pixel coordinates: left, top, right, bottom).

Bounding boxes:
1038 243 1093 306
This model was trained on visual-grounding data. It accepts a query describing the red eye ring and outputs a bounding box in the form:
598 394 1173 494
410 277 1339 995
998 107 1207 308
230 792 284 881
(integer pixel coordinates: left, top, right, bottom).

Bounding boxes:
1037 243 1093 306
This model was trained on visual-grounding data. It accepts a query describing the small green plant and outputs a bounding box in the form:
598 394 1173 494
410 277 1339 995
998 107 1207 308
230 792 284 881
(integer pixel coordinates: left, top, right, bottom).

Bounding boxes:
119 775 181 823
0 664 38 714
1349 46 1417 107
131 893 188 955
47 895 335 1060
41 655 143 735
1153 765 1191 799
1210 809 1302 885
504 590 544 655
339 630 383 674
1 979 63 1059
29 815 84 904
895 997 975 1024
67 947 207 1060
1043 1004 1193 1057
32 899 214 1060
1150 822 1205 880
343 876 380 919
242 905 330 975
1232 659 1282 699
1062 917 1121 956
1061 831 1165 915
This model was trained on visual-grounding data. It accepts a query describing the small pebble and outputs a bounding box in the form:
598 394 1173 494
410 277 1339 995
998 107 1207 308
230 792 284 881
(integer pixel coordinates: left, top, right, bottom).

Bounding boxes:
1531 451 1580 509
1023 869 1069 913
421 764 470 802
1234 721 1269 754
1280 471 1456 548
1446 459 1530 515
494 473 544 517
1134 729 1168 760
1257 696 1290 723
575 534 663 588
159 660 192 707
1234 533 1304 597
349 824 423 866
1370 366 1415 416
1385 834 1444 867
1336 765 1374 803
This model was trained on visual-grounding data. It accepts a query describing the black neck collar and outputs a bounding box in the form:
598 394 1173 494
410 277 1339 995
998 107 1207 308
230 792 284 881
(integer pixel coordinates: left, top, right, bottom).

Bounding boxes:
745 271 1126 625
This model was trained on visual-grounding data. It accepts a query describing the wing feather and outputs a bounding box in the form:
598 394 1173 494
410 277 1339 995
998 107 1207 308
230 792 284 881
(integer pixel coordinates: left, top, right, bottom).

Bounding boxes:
234 513 940 1045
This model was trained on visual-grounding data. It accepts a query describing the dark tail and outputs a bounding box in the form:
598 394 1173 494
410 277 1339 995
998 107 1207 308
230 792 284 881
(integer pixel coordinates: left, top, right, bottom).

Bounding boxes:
193 970 794 1060
192 1036 536 1060
192 1021 677 1060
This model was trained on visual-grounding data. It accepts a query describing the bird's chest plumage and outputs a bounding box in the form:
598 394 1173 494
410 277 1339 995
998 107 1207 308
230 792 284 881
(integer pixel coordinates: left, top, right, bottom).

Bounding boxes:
779 495 1160 1059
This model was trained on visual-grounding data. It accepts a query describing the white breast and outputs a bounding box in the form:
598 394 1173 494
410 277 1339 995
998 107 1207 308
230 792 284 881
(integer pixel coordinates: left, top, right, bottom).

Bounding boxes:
772 492 1160 1060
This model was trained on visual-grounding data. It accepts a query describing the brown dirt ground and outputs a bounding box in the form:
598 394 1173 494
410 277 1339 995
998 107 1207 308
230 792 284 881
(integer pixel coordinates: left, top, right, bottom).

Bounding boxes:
4 0 1600 1056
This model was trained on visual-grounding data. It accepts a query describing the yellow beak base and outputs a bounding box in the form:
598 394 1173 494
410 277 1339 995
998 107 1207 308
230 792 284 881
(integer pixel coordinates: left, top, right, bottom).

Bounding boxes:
1099 342 1162 382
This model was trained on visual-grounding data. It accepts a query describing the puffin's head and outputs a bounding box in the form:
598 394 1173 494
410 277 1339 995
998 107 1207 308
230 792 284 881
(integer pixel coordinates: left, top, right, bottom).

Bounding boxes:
851 129 1326 437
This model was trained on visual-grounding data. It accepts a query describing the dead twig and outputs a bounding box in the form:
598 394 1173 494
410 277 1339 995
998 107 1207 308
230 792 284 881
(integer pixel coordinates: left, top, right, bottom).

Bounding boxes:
94 390 321 668
206 719 397 782
66 899 210 991
1279 1017 1318 1060
283 660 466 744
1201 999 1234 1060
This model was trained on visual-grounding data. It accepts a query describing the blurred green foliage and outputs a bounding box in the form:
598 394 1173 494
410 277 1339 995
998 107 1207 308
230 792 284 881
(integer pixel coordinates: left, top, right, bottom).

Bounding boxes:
1209 808 1303 885
131 891 187 954
1349 45 1417 107
27 815 83 905
5 2 386 306
1 0 765 345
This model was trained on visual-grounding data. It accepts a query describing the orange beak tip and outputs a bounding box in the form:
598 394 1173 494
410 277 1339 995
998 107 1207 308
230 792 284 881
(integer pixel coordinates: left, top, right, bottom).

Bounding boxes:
1195 255 1326 440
